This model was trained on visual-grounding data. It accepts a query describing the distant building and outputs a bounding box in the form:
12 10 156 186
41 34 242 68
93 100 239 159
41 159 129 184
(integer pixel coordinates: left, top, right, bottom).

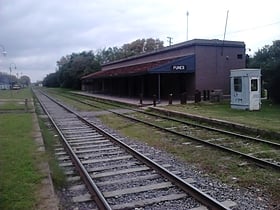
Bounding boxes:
0 83 10 90
0 74 10 90
81 39 245 100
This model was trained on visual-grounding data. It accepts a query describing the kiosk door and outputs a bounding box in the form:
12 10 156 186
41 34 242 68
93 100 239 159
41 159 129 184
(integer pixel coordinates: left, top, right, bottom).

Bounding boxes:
249 77 260 110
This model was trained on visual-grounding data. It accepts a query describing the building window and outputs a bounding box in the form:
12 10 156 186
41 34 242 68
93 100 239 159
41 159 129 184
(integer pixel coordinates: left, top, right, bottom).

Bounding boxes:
251 79 258 91
234 77 242 92
237 54 243 59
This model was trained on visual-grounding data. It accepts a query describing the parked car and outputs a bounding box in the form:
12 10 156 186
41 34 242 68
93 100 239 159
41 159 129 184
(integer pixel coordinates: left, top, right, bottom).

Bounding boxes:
12 85 21 90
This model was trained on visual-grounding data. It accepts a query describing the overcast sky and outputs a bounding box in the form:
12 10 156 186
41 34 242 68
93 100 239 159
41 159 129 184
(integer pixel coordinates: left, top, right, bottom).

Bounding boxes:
0 0 279 82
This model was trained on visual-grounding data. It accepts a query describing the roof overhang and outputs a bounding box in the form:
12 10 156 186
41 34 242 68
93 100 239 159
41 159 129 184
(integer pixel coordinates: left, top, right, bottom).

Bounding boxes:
82 55 195 80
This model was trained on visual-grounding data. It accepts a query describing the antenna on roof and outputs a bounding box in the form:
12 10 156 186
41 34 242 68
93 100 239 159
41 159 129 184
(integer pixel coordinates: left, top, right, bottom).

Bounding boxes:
221 10 229 56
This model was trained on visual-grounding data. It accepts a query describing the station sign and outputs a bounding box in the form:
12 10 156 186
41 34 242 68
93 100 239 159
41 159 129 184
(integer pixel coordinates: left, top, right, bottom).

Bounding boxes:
171 65 187 71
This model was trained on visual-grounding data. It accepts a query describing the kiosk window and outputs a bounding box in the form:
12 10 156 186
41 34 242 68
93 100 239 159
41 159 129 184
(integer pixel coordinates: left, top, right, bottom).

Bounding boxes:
251 79 258 91
234 77 242 92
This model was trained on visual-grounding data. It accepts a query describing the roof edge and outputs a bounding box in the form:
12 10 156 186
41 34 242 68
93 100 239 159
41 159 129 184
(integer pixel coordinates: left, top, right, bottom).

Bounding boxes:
102 39 245 67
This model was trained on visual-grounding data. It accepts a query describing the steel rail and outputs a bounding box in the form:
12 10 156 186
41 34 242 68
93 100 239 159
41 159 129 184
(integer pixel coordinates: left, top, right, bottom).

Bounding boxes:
57 93 280 170
68 92 280 149
138 109 280 148
38 89 230 210
110 109 280 171
55 92 280 170
33 89 112 210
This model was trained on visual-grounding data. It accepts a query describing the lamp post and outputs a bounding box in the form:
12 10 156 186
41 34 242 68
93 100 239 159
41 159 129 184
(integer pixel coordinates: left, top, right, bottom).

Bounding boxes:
9 63 17 90
0 44 7 89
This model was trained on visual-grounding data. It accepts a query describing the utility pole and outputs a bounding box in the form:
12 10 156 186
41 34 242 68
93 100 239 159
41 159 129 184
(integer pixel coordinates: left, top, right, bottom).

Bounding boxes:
221 10 229 56
167 36 173 46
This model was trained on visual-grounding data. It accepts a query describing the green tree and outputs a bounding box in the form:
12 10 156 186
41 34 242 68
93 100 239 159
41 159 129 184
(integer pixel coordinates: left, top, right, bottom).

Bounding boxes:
43 72 59 87
19 75 31 87
43 38 164 89
56 51 101 89
248 40 280 103
121 38 164 57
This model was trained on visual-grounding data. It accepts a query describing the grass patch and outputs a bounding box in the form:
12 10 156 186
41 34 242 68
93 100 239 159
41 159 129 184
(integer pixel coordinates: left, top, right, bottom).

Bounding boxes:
0 88 33 111
37 116 67 189
45 87 129 111
0 114 42 210
0 101 26 110
165 100 280 132
43 88 98 111
0 88 32 99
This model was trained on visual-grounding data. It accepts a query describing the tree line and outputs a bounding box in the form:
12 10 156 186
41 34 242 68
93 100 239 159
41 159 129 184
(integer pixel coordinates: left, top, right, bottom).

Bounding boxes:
43 38 280 103
248 40 280 103
43 38 164 89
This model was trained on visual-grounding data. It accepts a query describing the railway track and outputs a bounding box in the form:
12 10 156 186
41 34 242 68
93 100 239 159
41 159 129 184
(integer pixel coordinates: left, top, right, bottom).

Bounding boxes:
53 91 280 171
34 89 232 210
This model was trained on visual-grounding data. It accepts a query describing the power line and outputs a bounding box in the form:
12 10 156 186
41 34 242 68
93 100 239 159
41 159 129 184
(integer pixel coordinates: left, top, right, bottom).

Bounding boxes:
209 20 280 39
228 20 280 35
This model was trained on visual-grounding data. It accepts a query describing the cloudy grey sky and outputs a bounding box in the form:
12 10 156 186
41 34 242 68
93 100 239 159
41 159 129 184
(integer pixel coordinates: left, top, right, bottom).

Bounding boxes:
0 0 279 82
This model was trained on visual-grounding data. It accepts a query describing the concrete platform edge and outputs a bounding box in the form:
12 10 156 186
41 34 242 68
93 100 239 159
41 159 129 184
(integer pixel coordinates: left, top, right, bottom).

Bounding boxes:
32 110 59 210
150 106 280 139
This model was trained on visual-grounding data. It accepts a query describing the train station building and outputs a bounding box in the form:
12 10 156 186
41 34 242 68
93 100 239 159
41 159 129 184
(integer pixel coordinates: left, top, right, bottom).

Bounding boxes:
81 39 246 101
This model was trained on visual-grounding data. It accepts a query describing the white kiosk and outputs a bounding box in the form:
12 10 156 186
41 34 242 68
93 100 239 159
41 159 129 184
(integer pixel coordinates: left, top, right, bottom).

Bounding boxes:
230 69 261 110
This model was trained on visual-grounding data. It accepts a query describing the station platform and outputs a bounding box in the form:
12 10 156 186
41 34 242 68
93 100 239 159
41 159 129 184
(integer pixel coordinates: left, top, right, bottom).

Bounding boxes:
72 91 182 107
